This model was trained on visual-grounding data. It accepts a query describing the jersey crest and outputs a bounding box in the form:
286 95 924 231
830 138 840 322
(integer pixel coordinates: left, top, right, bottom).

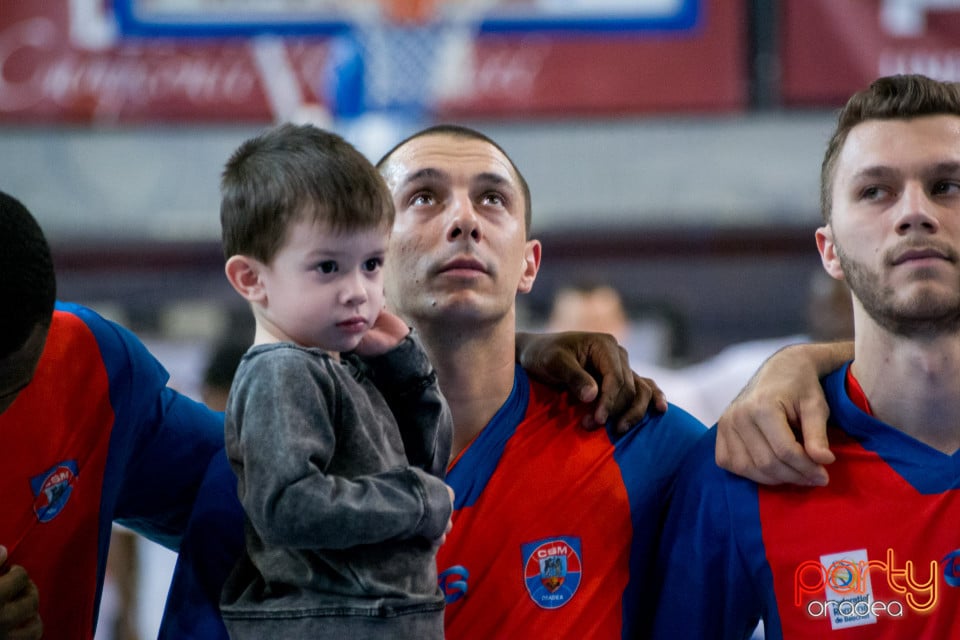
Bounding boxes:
30 460 78 522
521 536 582 609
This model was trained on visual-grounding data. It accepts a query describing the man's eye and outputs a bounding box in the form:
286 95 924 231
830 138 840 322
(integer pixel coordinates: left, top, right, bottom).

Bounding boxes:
932 181 960 195
412 192 435 206
861 185 888 200
482 192 505 206
317 261 337 274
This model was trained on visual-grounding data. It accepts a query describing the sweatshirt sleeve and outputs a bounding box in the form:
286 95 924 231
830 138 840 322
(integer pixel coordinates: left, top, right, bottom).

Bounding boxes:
361 329 453 480
225 347 450 550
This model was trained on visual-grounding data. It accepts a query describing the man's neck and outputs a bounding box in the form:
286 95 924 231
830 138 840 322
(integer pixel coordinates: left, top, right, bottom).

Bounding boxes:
415 316 520 460
852 326 960 454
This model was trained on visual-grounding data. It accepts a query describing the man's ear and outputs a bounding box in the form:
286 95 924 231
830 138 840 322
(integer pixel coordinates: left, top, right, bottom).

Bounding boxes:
517 239 542 295
815 225 845 281
225 255 267 303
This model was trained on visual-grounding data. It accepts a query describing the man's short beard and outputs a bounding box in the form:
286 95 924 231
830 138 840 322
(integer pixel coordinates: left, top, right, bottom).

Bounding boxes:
836 243 960 338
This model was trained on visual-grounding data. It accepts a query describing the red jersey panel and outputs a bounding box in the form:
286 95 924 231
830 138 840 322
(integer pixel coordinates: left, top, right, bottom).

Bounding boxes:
1 303 225 639
2 311 114 639
438 366 705 639
760 433 960 638
650 364 960 640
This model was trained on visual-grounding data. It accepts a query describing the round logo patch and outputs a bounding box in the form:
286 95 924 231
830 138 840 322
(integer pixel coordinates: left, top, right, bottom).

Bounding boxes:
31 461 78 522
521 536 582 609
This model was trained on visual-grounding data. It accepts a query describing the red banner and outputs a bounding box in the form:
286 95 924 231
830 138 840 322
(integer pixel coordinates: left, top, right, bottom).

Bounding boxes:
0 0 745 123
782 0 960 107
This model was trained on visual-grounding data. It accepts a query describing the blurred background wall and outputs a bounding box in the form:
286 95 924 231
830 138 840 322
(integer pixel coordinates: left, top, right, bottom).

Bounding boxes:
10 0 954 361
2 2 957 633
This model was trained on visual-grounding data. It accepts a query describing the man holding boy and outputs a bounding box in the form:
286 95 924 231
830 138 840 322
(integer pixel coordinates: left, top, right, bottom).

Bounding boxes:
651 73 960 638
374 125 708 638
154 125 690 636
0 184 663 636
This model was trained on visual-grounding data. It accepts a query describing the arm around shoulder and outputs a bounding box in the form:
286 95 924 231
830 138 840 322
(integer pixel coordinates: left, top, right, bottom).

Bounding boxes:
715 341 852 488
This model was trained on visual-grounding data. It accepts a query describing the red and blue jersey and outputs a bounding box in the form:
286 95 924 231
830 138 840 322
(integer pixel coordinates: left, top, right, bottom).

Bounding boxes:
651 363 960 639
0 303 224 639
437 365 706 639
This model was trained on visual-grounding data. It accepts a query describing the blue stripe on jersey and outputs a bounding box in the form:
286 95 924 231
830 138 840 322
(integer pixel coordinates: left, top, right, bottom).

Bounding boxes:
613 402 708 637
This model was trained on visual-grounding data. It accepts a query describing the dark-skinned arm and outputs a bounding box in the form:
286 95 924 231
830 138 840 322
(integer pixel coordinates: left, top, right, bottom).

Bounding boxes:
516 331 667 434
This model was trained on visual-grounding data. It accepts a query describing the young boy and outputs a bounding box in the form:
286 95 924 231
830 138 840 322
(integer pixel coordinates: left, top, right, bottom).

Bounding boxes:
218 123 454 639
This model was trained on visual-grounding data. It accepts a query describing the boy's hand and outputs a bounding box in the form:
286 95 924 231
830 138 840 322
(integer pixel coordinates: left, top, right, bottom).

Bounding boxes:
354 310 410 357
0 546 42 640
516 331 667 434
435 486 455 547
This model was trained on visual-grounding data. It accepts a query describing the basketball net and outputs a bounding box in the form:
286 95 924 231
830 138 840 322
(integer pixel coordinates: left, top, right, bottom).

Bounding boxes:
325 0 496 118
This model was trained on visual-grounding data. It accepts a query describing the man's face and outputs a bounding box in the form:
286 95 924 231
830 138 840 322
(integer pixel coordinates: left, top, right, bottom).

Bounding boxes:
0 322 48 416
380 133 540 326
817 114 960 336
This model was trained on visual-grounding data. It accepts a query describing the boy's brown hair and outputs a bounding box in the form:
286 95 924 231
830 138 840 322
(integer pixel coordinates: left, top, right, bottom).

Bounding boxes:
221 123 394 262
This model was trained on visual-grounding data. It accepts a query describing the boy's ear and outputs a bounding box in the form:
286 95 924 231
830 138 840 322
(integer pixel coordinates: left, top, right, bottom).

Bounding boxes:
225 255 266 303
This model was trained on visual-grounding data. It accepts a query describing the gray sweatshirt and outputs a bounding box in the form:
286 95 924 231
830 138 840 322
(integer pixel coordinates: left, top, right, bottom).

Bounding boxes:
220 331 453 639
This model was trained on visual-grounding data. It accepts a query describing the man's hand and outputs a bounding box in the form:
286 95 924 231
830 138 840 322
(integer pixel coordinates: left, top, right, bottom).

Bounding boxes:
516 331 667 433
715 342 853 486
0 546 42 640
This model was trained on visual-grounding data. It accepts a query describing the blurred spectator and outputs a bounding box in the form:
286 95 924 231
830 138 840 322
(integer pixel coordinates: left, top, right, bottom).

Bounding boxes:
547 281 629 340
545 280 709 418
679 269 853 425
543 271 854 427
200 337 250 412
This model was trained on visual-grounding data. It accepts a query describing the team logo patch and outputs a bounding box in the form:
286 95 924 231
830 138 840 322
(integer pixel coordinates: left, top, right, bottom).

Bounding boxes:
521 536 582 609
30 460 78 522
943 549 960 588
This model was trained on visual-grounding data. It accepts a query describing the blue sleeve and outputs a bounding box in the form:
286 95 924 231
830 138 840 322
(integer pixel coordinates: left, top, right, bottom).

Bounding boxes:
649 428 772 640
61 302 225 549
158 449 244 640
614 403 707 638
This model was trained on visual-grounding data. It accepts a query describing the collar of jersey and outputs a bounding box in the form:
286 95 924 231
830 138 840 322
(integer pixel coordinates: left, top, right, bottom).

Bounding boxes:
446 364 529 509
824 363 960 494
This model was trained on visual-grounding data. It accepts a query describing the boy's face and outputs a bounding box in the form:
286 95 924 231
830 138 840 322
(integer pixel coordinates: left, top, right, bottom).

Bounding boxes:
256 218 388 353
0 322 48 416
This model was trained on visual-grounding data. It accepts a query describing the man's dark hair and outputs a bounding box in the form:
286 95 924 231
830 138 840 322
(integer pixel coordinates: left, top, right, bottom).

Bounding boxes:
0 191 56 358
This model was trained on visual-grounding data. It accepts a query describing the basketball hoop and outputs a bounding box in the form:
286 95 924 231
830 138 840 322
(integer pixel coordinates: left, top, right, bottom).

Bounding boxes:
323 0 494 119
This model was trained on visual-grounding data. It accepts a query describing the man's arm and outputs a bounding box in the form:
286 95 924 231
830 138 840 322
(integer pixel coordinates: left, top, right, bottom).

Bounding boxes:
516 331 667 434
649 432 764 640
715 341 853 486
